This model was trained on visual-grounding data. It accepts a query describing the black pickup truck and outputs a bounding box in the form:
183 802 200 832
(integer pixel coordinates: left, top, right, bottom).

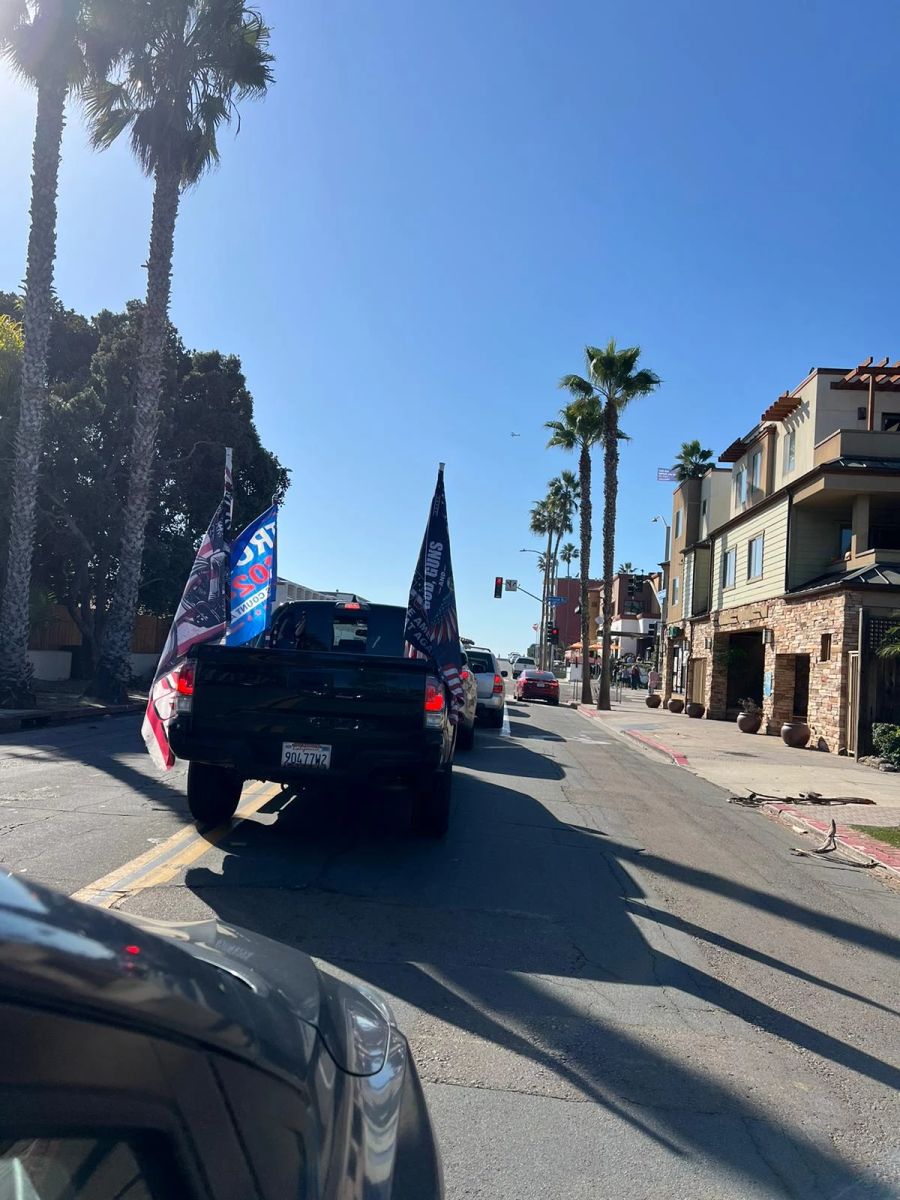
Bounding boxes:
168 599 457 837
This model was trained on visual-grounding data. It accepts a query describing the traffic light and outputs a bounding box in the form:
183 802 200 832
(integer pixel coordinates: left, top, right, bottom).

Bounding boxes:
493 576 503 599
548 625 559 646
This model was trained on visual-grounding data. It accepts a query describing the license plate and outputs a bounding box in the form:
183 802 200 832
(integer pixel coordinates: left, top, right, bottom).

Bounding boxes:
536 682 547 688
281 742 332 769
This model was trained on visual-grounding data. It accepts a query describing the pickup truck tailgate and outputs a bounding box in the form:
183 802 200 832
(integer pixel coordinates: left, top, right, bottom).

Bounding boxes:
184 645 431 776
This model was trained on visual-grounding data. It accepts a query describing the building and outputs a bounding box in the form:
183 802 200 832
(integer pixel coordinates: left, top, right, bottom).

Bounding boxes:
662 360 900 754
553 575 601 648
587 572 661 661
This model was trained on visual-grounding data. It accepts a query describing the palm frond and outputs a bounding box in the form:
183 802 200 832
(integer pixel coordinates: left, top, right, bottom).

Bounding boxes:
558 373 594 400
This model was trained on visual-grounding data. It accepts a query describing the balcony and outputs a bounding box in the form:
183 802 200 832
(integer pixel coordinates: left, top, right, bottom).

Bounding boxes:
814 428 900 467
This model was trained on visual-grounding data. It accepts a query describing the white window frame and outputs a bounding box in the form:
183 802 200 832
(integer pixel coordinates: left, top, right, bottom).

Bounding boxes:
747 534 764 580
785 430 796 475
674 509 683 538
722 547 737 589
750 450 761 491
671 576 680 606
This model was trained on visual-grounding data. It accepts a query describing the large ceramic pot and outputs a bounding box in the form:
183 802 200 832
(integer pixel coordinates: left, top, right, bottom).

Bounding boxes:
667 698 685 714
645 694 662 708
686 702 705 719
736 711 762 734
781 720 811 748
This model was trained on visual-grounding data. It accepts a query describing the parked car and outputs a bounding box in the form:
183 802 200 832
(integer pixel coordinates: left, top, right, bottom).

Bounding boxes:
511 655 536 679
461 646 507 728
170 599 456 837
515 669 560 705
457 651 479 748
0 869 443 1199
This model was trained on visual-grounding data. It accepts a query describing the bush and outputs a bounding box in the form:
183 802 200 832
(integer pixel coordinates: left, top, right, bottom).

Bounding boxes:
871 723 900 766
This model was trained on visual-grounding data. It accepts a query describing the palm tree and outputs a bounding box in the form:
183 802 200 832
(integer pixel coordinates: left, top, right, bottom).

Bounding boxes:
672 439 713 481
546 399 605 703
84 0 274 702
0 0 119 706
617 561 635 574
560 341 660 710
560 542 578 578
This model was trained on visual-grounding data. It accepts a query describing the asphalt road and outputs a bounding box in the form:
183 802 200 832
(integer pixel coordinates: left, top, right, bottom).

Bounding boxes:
1 698 899 1199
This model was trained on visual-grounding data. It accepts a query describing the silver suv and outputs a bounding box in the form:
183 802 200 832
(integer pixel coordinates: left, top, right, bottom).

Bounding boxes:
463 646 506 728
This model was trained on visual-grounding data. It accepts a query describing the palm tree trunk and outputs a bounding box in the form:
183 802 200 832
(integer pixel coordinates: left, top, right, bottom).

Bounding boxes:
0 76 67 708
597 406 618 710
90 164 181 703
578 442 592 705
541 529 553 669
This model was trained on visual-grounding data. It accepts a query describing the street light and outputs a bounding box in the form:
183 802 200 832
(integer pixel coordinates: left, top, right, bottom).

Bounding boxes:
520 550 546 666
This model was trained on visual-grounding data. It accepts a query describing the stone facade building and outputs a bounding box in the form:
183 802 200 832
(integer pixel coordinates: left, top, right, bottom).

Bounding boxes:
661 360 900 754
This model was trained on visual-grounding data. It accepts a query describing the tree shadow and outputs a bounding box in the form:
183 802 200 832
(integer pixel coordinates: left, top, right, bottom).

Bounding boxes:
183 757 899 1198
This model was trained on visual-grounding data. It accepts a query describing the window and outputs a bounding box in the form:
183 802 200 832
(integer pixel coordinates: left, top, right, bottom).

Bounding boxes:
0 1137 166 1198
747 534 764 579
722 547 737 588
785 430 796 474
701 498 708 521
838 523 852 557
750 450 761 491
734 469 746 508
820 633 832 661
671 576 680 606
674 508 682 538
882 412 900 433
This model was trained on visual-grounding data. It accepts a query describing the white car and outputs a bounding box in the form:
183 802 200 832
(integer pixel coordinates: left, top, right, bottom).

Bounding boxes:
511 655 536 679
463 646 507 728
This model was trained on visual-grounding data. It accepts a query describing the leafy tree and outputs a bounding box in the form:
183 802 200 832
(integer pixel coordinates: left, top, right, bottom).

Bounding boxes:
672 439 713 481
560 542 578 578
32 303 287 671
84 0 274 702
546 399 606 703
0 0 121 706
559 342 659 710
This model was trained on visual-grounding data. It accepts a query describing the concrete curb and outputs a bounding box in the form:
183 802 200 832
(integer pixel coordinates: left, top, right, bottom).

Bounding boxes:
761 802 900 877
575 705 690 767
0 702 143 735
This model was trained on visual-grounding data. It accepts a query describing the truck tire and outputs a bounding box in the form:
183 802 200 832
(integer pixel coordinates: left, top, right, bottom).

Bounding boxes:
187 762 242 827
412 768 451 838
457 717 475 751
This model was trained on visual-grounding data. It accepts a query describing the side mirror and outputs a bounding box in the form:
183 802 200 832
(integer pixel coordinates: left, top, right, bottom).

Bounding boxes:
501 670 508 678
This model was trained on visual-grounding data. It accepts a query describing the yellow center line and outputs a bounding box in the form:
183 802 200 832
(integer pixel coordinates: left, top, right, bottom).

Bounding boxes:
71 780 283 909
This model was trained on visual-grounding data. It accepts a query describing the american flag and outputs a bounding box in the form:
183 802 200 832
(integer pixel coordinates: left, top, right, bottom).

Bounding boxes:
141 450 233 769
403 465 465 720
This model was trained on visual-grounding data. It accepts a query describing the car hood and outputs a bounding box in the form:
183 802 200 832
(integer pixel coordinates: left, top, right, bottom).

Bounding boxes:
0 871 393 1079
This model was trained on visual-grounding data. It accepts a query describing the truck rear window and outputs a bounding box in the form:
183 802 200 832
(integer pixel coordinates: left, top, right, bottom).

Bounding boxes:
269 603 406 657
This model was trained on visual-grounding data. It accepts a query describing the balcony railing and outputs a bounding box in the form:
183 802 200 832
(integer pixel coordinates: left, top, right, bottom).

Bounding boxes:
814 428 900 467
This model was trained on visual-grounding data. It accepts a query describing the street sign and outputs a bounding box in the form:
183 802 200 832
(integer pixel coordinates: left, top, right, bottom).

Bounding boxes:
549 595 566 606
505 579 518 591
532 623 539 631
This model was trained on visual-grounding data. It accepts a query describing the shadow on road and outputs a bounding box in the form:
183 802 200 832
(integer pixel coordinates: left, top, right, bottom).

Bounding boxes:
184 734 900 1198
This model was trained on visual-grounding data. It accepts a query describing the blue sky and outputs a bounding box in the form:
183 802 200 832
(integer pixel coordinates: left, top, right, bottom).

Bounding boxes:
2 0 900 654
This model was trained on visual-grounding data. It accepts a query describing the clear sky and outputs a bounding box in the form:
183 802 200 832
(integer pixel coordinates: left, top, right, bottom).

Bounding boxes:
2 0 900 655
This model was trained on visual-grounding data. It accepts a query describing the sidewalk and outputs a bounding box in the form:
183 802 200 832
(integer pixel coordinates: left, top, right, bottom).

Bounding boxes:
0 681 144 733
569 683 900 876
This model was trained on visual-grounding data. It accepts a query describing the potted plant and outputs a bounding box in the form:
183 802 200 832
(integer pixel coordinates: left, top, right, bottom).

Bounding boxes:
781 718 811 748
686 701 705 718
736 698 763 735
667 697 685 714
646 693 662 708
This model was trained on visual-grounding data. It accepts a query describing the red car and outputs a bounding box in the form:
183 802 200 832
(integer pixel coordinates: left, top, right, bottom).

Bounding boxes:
515 669 560 705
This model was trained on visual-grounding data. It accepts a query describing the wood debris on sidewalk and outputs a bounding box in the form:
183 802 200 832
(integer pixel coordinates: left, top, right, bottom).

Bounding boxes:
728 790 875 807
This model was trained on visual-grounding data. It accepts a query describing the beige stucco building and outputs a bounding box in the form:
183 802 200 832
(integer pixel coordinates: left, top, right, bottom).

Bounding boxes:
661 360 900 754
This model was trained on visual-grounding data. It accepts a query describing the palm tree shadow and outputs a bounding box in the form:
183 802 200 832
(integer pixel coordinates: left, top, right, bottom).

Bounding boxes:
184 764 899 1198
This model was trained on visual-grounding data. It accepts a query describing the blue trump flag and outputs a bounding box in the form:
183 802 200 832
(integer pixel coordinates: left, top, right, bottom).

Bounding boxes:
403 465 465 720
226 504 278 646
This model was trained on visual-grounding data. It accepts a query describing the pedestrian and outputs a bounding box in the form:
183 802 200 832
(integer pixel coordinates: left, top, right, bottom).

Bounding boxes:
630 664 641 690
648 667 661 693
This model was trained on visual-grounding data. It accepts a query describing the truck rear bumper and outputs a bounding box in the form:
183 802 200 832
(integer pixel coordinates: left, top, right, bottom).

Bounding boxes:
169 722 446 784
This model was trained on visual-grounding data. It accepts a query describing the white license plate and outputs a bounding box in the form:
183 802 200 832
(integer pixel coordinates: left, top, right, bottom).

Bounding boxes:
535 683 547 688
281 742 332 769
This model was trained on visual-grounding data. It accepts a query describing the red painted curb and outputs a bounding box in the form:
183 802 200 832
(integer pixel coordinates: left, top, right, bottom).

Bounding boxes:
624 729 690 767
761 803 900 876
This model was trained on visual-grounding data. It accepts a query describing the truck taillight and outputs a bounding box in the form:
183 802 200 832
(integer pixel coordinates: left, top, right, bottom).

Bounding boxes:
492 674 504 695
424 675 445 727
175 661 195 714
176 661 195 696
460 669 470 681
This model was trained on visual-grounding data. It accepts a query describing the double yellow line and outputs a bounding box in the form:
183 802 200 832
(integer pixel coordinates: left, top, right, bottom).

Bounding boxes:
71 780 283 909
